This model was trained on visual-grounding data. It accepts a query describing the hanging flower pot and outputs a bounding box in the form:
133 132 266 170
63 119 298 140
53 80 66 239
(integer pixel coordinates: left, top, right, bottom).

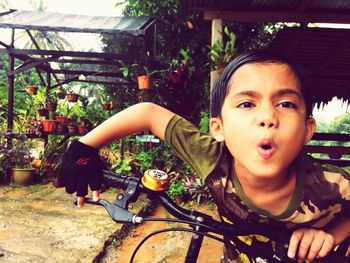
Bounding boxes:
41 120 58 133
47 102 58 112
66 93 79 102
137 75 150 90
57 88 67 99
57 92 66 99
25 86 38 95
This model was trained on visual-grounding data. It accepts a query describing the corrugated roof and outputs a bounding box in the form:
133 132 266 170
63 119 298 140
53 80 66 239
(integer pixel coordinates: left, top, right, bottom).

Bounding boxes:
185 0 350 12
267 26 350 105
0 9 155 35
184 0 350 23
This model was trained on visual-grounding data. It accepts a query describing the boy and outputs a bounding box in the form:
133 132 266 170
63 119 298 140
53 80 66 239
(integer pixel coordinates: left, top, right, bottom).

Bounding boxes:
58 50 349 262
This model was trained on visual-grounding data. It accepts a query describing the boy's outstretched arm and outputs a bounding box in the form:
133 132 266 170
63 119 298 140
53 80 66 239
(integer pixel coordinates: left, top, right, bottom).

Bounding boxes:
58 103 175 207
288 216 350 262
80 102 175 148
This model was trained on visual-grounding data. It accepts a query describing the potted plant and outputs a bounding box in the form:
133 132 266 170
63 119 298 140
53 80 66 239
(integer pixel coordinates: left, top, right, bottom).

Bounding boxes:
0 132 36 185
66 88 79 102
66 93 79 102
31 88 49 118
41 119 58 133
118 60 138 79
25 85 38 95
56 87 67 100
47 90 58 112
136 66 163 90
38 136 67 183
208 26 237 72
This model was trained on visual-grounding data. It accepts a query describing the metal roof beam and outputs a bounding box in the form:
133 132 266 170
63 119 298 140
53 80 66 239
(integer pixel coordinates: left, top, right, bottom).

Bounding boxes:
8 55 59 76
49 69 123 78
0 47 137 61
55 58 119 65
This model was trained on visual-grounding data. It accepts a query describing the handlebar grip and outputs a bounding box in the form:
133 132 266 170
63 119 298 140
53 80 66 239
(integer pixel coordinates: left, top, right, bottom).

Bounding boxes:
102 170 132 189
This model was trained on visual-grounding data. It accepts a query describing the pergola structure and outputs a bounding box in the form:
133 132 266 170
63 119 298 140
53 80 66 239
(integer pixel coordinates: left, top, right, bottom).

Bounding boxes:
0 9 157 131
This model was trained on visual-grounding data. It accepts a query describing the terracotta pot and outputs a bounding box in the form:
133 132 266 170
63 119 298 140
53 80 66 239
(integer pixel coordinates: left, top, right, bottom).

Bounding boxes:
137 75 150 90
66 93 79 102
31 159 42 169
26 86 38 95
11 168 36 185
55 116 68 123
41 120 58 133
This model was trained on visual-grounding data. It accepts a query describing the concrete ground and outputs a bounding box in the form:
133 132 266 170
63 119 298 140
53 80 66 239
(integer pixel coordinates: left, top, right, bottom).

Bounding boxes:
0 182 148 263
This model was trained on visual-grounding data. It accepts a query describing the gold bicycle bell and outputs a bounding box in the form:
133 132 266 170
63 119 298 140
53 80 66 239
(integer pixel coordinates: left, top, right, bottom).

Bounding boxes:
142 169 170 191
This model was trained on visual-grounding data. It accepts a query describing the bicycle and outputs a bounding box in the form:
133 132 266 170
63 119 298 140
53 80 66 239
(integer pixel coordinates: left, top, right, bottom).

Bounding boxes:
77 169 350 263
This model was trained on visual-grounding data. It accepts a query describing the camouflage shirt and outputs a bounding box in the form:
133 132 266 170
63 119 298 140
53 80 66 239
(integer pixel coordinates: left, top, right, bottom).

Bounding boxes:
165 115 350 262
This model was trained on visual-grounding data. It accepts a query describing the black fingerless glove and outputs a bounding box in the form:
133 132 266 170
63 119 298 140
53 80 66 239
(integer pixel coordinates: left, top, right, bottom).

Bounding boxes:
57 140 105 196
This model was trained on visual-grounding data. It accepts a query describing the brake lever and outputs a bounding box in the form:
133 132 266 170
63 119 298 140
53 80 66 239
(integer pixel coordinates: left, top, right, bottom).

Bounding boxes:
74 198 143 224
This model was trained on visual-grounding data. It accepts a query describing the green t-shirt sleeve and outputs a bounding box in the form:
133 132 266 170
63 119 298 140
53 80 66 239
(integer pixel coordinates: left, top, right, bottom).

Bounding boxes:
165 115 223 178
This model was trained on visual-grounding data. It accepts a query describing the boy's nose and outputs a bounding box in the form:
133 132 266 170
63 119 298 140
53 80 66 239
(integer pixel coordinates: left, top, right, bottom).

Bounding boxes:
257 107 278 128
260 121 275 128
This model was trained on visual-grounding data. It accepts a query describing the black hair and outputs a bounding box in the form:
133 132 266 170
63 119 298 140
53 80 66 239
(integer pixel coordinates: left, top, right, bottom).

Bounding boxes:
210 49 313 119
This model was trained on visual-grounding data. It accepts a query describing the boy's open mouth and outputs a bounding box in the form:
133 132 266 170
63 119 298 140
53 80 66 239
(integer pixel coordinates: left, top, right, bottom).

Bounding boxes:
261 144 272 150
257 140 275 159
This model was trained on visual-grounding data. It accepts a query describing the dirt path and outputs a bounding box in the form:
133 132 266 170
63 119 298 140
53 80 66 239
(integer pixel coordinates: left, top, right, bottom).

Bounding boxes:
0 183 148 263
106 203 224 263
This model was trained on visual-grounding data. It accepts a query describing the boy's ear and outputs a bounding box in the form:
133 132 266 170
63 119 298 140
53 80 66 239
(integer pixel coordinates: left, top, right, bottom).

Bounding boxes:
304 118 316 144
210 117 224 142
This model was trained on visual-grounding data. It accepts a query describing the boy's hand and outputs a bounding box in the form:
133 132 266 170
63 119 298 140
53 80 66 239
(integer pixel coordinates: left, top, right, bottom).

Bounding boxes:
57 140 104 206
288 228 335 262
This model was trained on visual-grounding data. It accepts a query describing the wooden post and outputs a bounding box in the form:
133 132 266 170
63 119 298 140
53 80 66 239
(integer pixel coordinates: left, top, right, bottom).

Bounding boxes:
210 19 223 109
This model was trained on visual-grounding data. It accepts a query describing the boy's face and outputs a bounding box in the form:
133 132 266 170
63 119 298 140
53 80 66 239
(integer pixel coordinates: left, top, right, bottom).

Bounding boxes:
210 62 316 179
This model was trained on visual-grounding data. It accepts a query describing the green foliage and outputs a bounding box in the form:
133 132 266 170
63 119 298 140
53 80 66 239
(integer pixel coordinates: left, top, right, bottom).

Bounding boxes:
328 113 350 135
0 132 34 169
208 26 237 68
167 180 186 199
112 159 132 174
199 111 210 133
134 149 157 172
184 176 212 203
39 135 68 174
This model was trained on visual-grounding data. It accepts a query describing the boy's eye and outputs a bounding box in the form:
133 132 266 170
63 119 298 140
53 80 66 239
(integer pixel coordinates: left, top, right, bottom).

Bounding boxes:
238 102 255 108
278 101 297 108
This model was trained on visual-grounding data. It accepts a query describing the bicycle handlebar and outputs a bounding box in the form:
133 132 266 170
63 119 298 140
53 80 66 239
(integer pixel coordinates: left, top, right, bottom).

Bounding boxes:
75 170 349 263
